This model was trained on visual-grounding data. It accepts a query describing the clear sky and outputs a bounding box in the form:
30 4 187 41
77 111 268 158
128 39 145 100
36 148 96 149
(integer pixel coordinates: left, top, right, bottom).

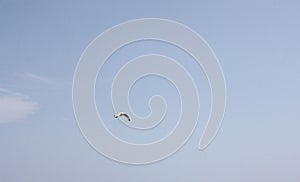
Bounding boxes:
1 0 300 181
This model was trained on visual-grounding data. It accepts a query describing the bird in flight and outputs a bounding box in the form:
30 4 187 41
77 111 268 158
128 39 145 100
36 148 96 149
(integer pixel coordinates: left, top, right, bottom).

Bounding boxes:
114 112 131 121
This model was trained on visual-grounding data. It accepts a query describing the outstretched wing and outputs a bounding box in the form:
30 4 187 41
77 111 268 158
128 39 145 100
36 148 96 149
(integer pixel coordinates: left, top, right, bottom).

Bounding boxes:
120 113 131 121
114 112 131 121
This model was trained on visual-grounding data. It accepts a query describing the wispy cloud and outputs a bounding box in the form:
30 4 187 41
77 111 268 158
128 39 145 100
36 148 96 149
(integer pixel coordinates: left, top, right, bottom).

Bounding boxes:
15 72 55 84
0 88 38 123
14 72 70 89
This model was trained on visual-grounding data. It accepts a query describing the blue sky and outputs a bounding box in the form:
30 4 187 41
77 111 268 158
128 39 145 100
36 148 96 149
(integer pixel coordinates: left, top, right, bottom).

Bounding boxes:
1 0 300 181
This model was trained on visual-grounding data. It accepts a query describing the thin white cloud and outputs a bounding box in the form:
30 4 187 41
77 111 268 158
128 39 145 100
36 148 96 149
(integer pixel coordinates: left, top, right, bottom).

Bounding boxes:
0 88 38 123
15 72 54 84
0 88 11 94
14 72 70 89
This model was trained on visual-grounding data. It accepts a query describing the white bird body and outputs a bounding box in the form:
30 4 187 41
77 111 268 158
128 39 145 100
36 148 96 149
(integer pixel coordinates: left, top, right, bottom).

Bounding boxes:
114 112 131 121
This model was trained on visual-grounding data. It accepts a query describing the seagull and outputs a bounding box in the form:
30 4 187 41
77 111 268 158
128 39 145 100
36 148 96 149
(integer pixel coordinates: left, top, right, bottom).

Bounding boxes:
114 112 131 121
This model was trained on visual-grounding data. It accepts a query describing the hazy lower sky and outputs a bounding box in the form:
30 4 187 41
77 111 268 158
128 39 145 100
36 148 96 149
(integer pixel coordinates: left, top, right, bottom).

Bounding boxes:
1 0 300 181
